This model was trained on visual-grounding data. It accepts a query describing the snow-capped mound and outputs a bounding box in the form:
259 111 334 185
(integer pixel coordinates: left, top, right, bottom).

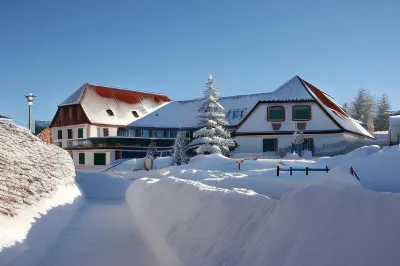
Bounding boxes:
0 123 76 217
347 145 380 157
127 176 400 266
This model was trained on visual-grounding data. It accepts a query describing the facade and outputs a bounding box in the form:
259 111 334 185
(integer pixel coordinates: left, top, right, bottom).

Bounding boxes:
389 116 400 145
49 83 171 167
128 76 374 157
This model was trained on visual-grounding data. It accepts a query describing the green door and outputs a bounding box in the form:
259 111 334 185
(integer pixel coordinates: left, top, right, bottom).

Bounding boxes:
94 153 106 165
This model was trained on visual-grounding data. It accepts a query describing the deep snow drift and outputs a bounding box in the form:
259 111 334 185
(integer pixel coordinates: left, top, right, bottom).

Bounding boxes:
128 175 400 266
0 123 81 251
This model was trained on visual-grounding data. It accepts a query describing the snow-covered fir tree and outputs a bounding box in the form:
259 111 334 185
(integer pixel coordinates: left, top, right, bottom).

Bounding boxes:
171 131 190 165
189 74 236 156
292 127 305 156
146 139 158 160
374 94 391 131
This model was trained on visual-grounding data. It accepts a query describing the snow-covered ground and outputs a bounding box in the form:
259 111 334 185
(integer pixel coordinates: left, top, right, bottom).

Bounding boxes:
2 139 400 265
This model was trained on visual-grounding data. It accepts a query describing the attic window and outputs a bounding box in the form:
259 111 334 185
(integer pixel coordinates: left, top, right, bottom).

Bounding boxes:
132 111 139 118
106 109 114 116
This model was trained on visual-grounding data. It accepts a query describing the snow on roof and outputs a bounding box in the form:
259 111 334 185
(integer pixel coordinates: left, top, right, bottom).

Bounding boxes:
129 76 314 128
58 83 171 126
300 79 373 138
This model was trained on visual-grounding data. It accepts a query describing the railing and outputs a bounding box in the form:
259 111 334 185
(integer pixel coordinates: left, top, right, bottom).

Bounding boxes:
277 165 330 176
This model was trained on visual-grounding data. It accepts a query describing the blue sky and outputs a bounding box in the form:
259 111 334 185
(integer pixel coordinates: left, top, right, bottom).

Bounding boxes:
1 0 399 126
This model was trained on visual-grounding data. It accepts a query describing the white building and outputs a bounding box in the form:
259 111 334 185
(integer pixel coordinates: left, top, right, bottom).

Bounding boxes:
49 83 171 167
389 116 400 145
128 76 374 157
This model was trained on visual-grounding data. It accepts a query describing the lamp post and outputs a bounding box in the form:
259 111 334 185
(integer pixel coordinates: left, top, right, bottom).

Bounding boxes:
25 93 36 132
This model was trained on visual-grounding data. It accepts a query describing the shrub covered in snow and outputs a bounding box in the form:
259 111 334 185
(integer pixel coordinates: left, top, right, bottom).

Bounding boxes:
0 123 76 217
171 131 190 165
145 139 158 160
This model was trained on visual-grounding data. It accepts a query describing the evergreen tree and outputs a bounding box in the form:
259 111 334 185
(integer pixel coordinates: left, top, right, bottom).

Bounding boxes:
189 74 236 156
374 94 391 131
342 102 352 116
171 131 190 165
292 127 305 156
351 88 376 131
146 140 158 159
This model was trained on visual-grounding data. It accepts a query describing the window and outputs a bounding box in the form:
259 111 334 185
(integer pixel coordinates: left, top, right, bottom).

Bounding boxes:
58 130 63 139
78 153 85 165
156 129 165 138
106 109 114 116
132 111 139 118
115 151 122 160
94 153 106 165
150 129 156 137
78 128 84 138
263 139 277 152
142 129 150 137
135 128 142 137
67 129 73 139
293 106 311 121
103 128 109 137
268 106 285 122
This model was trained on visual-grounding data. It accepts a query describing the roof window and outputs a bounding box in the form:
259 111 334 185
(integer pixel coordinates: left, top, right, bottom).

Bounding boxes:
132 111 139 118
106 109 114 116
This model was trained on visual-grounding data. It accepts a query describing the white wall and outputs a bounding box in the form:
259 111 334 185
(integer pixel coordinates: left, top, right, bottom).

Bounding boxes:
389 126 400 145
72 149 117 167
52 124 89 148
236 102 339 133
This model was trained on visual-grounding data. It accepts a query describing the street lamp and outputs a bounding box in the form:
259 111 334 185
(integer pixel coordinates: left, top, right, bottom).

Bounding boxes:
25 93 36 132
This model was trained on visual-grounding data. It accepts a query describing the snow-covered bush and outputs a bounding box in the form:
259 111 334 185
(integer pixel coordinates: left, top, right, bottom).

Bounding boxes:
292 128 305 156
171 131 190 165
189 74 236 156
0 123 76 217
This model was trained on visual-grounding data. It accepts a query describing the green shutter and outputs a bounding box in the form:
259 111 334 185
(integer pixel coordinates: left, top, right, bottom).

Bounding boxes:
79 153 85 165
263 139 276 152
269 109 284 120
78 128 83 138
94 153 106 165
294 106 310 120
68 129 73 139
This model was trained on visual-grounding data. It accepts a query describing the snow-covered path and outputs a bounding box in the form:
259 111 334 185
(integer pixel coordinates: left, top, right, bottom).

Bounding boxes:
36 199 160 266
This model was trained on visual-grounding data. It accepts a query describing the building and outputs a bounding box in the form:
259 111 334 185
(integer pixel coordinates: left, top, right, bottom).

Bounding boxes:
389 116 400 145
128 76 374 157
49 83 171 166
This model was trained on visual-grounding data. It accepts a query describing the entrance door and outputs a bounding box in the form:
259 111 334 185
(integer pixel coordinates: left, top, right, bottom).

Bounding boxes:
94 153 106 165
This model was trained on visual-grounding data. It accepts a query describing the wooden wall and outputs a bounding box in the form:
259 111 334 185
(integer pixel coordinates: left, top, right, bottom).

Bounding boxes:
50 105 90 127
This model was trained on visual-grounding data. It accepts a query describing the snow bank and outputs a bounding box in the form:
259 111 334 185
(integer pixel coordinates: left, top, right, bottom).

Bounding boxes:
346 145 380 157
127 176 400 266
0 123 81 250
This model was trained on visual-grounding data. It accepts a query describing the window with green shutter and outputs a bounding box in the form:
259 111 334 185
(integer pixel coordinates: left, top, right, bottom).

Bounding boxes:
293 106 311 121
268 106 285 122
263 139 277 152
67 129 73 139
78 128 84 139
94 153 106 165
79 153 85 165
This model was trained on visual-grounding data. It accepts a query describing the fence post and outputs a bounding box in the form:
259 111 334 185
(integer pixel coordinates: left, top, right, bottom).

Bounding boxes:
277 165 280 177
306 167 309 175
326 165 329 173
290 167 293 176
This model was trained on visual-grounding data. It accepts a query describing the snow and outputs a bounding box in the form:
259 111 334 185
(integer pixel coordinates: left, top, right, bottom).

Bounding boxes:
2 138 400 265
0 122 81 251
127 175 400 266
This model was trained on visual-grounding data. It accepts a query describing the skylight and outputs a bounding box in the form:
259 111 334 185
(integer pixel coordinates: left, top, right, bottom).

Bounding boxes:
132 111 139 118
106 109 114 116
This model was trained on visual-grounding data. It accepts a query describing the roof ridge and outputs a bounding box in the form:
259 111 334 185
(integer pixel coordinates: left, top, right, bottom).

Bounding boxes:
86 83 169 97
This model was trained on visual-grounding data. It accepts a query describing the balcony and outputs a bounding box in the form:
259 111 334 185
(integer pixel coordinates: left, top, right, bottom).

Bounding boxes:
66 137 175 149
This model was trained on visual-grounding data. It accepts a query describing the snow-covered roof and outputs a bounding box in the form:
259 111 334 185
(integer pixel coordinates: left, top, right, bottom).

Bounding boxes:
58 83 171 126
300 78 373 138
129 76 314 128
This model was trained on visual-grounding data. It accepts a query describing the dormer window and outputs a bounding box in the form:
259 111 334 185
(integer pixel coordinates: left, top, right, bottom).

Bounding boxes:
132 111 139 118
267 106 285 122
106 109 114 116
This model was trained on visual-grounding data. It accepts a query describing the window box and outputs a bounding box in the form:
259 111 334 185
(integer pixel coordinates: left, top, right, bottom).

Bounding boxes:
268 106 285 122
293 106 311 121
